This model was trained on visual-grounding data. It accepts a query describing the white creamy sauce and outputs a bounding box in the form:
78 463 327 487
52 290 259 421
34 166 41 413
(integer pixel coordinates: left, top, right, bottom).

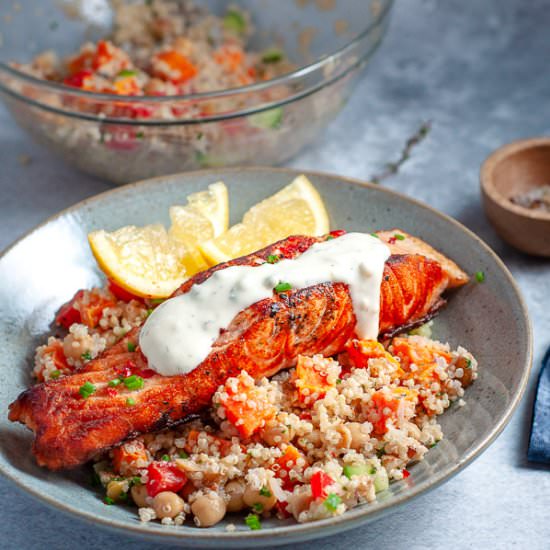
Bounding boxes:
140 233 390 376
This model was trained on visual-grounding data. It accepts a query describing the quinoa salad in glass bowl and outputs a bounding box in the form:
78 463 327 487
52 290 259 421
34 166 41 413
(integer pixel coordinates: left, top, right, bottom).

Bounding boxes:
0 0 393 182
33 282 477 529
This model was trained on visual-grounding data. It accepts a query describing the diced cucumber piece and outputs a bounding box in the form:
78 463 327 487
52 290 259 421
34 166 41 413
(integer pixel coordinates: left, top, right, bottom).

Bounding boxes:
249 107 283 129
372 466 389 493
343 463 376 479
223 10 246 34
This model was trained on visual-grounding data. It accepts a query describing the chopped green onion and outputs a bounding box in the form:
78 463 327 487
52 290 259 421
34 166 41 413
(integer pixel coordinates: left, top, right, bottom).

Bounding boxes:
429 441 439 449
146 308 153 317
223 10 246 34
475 271 485 283
259 486 272 497
123 375 144 391
394 233 406 240
371 233 380 238
126 397 136 406
79 381 96 399
117 69 137 78
323 493 342 512
150 298 165 305
326 235 335 240
136 131 144 139
108 378 122 388
127 342 137 352
274 281 292 293
161 454 170 462
336 378 342 384
245 513 261 530
252 502 264 513
131 476 142 486
50 370 61 380
104 496 115 505
266 254 280 264
119 492 128 501
465 358 472 369
178 451 189 459
261 48 284 63
81 351 92 361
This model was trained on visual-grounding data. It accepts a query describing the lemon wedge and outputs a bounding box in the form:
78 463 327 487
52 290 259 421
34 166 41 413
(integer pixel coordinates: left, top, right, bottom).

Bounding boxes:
88 182 229 299
199 175 329 265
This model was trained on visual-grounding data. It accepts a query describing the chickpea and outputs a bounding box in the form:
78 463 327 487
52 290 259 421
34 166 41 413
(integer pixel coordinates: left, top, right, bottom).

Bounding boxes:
191 493 227 527
243 483 277 513
288 490 312 520
63 332 94 362
335 424 352 449
347 422 370 450
130 483 149 508
225 480 246 512
262 421 294 447
152 491 185 519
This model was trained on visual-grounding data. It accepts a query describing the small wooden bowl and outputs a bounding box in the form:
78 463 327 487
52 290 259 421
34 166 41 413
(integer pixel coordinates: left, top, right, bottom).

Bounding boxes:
481 137 550 257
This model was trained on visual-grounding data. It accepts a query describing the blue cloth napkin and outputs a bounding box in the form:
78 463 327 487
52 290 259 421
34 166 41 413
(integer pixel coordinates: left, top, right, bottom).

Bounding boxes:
528 347 550 464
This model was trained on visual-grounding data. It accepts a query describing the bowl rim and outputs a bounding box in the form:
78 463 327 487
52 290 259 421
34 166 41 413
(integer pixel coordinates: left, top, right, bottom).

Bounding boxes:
0 0 393 123
0 166 533 547
480 137 550 222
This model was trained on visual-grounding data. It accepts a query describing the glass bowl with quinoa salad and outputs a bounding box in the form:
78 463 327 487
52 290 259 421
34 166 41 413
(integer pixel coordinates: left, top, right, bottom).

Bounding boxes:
0 0 393 183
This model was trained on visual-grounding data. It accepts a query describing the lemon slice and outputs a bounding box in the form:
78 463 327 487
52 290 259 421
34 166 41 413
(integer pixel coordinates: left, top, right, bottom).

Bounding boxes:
199 175 329 265
88 225 205 299
169 181 229 246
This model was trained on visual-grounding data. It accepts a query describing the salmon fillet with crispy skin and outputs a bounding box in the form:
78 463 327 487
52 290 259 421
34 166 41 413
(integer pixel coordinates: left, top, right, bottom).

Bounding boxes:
8 233 468 470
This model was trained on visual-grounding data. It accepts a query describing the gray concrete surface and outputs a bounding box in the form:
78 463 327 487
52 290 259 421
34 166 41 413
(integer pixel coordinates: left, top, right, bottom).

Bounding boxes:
1 0 549 548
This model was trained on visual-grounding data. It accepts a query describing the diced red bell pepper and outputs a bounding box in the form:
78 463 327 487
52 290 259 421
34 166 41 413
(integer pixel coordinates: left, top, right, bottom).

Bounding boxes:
310 471 334 500
328 229 346 239
55 290 85 328
403 468 410 479
63 70 93 89
146 461 187 497
294 355 335 404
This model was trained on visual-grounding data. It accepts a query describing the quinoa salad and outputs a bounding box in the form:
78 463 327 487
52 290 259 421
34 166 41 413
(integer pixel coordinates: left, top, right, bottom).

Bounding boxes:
35 282 478 530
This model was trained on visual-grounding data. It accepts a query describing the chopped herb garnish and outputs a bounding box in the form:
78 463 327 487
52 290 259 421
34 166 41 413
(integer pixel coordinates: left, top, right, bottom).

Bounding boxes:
394 233 406 240
50 370 61 380
79 381 96 399
81 351 92 361
266 254 280 264
135 131 144 139
371 232 380 238
274 281 292 293
127 342 137 352
104 496 115 505
161 454 170 462
326 235 335 240
262 48 284 63
465 358 472 369
252 502 264 513
131 476 142 486
123 375 144 391
150 298 165 305
126 397 136 406
323 493 342 512
259 486 272 497
119 492 128 501
245 513 261 530
368 465 377 475
475 271 485 283
117 69 137 78
429 441 439 449
336 378 342 384
178 451 189 459
376 446 386 458
108 378 122 388
146 308 153 317
223 10 246 34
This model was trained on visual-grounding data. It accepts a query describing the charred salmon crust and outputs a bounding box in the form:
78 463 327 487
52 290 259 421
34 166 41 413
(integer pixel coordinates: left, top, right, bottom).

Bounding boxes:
8 233 467 470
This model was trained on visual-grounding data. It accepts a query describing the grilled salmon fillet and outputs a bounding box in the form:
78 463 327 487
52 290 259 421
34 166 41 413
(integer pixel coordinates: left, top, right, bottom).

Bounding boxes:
9 232 468 470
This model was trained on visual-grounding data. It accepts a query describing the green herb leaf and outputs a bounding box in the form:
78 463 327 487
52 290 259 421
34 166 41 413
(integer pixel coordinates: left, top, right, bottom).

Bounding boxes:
127 341 137 352
131 476 142 486
475 271 485 283
178 451 189 459
274 281 292 293
245 513 261 530
394 233 406 240
117 69 137 78
126 397 136 406
123 374 144 391
370 233 380 238
266 254 280 264
79 381 96 399
161 454 170 462
262 48 284 63
336 378 342 384
252 502 264 513
150 298 165 305
81 351 92 361
50 370 61 380
259 486 272 497
146 308 153 317
135 131 144 139
108 378 122 388
465 358 472 369
223 10 246 34
323 493 342 512
104 496 115 505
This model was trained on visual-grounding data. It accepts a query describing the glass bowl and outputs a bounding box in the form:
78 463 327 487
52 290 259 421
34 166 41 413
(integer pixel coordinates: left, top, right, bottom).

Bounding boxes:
0 0 393 184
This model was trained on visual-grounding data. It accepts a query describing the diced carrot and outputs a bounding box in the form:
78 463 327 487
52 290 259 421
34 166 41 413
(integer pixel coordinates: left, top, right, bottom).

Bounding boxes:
294 355 335 404
346 339 404 379
368 387 418 434
113 75 141 95
112 440 148 474
79 293 116 329
92 40 115 70
153 50 197 83
184 429 233 457
218 372 276 438
214 45 244 72
274 445 306 490
36 340 70 381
